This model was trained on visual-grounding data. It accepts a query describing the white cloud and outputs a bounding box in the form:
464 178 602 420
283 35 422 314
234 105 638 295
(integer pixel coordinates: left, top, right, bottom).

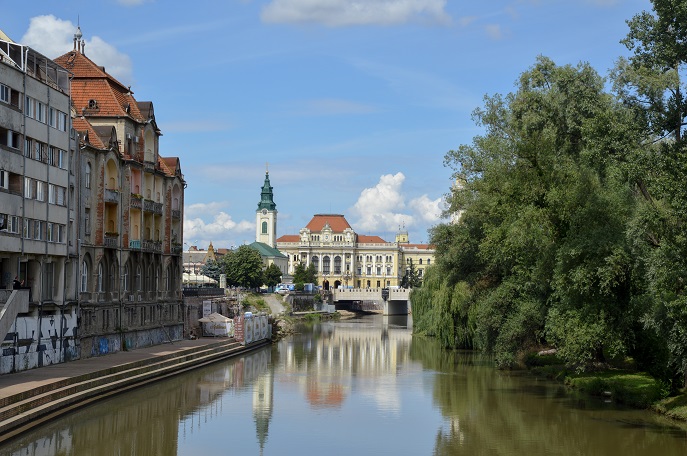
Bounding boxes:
351 173 446 238
408 194 444 223
351 172 413 233
484 24 503 40
183 202 254 247
261 0 451 27
20 15 134 84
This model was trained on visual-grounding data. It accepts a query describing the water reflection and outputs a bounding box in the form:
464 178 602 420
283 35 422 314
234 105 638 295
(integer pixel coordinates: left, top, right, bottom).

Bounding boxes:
3 315 687 456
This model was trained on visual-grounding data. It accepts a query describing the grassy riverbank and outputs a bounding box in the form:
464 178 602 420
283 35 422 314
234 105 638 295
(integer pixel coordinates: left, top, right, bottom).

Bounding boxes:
527 354 687 421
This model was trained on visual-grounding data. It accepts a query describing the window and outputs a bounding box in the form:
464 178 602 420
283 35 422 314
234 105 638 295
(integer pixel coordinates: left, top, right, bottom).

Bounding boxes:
48 184 55 204
57 149 65 169
25 96 33 118
34 220 43 240
419 259 423 265
49 108 56 128
81 261 89 293
334 256 342 274
36 181 45 201
48 147 55 166
7 215 19 233
0 84 9 104
24 138 32 158
427 259 431 265
262 221 267 234
366 265 372 275
58 111 67 131
386 266 392 276
23 219 31 238
47 222 54 242
2 128 20 149
123 264 129 292
376 265 381 275
84 208 91 234
323 256 330 274
24 177 33 199
85 163 91 188
36 102 45 123
111 264 117 291
97 262 104 292
136 265 141 291
0 170 8 189
57 225 64 243
34 141 43 161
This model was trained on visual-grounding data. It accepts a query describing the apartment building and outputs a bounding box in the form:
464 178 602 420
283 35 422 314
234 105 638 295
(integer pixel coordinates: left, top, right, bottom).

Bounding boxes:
0 35 79 373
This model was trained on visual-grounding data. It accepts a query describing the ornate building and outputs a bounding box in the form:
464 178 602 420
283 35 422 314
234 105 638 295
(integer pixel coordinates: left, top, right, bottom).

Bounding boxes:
255 170 277 248
276 214 435 289
54 29 186 357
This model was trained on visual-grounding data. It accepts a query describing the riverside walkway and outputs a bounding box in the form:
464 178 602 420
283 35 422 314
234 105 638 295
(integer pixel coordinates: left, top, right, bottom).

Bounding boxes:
0 337 268 443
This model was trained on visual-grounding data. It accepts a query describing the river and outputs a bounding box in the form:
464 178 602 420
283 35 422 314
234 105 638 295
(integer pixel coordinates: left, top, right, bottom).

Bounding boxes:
1 314 686 455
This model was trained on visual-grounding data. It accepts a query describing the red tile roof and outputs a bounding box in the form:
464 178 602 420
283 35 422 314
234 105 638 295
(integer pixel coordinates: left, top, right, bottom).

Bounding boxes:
72 117 106 149
357 235 388 244
54 50 146 122
276 235 300 243
305 214 352 232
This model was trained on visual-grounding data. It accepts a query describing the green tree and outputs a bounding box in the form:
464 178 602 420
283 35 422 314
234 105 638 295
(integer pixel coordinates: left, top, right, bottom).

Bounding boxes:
423 57 637 369
263 263 282 289
612 0 687 386
200 259 222 282
292 262 307 284
221 245 264 289
304 263 318 285
400 260 422 288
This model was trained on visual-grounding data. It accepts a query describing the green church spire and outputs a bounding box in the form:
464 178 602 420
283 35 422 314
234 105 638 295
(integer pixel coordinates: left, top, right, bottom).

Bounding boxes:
257 171 276 211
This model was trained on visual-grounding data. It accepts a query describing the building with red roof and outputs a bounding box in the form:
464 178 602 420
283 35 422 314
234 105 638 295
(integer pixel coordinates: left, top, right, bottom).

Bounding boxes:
276 213 434 289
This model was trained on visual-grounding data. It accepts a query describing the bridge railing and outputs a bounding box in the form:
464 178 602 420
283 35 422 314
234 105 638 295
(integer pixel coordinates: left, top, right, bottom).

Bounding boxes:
332 288 410 302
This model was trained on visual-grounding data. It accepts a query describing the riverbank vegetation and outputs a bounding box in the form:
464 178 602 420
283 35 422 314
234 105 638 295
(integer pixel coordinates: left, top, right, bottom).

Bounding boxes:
413 0 687 413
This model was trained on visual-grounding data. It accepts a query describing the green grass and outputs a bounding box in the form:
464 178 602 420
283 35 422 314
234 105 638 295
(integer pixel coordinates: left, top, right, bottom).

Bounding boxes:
653 392 687 421
566 371 668 408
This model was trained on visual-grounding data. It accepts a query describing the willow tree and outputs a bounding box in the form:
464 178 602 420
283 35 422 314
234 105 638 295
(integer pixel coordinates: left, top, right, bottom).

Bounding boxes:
432 57 636 368
612 0 687 386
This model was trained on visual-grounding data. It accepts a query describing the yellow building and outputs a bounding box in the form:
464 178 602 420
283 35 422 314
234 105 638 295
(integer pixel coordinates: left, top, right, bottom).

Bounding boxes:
276 214 434 289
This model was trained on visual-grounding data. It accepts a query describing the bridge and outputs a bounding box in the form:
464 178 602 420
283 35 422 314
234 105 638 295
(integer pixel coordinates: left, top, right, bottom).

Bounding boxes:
331 288 411 315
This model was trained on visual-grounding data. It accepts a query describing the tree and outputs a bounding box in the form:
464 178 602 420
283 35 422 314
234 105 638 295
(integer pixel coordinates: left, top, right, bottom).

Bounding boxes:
200 259 222 282
304 263 318 285
292 262 307 285
263 263 282 289
421 57 637 369
612 0 687 386
221 245 264 289
400 260 422 289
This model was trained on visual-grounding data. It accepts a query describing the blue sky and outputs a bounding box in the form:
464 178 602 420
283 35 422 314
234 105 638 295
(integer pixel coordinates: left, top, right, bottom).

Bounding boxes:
3 0 651 249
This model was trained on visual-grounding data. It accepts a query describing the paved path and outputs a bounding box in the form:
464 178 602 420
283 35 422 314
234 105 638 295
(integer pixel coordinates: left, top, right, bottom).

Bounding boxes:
263 293 285 315
0 338 223 399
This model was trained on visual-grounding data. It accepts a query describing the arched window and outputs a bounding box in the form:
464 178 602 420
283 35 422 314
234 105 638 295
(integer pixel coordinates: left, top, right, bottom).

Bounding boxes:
147 265 152 290
136 265 142 291
166 264 172 291
156 266 160 291
419 259 423 265
97 262 104 292
311 256 319 271
262 221 268 234
110 263 117 291
81 260 89 292
123 263 129 291
427 258 431 265
323 256 331 274
334 256 342 274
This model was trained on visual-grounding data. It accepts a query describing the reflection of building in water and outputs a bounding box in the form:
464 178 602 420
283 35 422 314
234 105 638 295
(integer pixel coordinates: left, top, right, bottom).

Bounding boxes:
253 369 274 455
276 321 413 410
4 348 272 456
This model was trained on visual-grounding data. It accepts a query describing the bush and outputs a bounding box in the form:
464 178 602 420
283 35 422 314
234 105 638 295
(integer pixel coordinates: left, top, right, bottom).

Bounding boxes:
566 371 668 408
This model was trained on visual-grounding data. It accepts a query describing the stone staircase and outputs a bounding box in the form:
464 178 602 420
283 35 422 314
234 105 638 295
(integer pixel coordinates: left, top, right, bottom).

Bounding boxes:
0 337 268 443
0 290 29 345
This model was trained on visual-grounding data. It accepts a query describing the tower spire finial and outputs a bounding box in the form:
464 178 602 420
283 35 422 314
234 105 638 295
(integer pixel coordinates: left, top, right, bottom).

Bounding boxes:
266 162 269 174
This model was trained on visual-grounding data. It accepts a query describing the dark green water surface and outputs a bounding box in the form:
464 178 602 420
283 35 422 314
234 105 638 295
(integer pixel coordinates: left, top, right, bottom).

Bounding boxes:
1 314 686 455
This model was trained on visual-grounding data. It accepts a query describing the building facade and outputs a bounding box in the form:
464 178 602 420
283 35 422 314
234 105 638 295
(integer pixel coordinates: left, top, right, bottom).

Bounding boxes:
255 170 277 248
0 35 79 373
54 31 186 358
276 214 435 289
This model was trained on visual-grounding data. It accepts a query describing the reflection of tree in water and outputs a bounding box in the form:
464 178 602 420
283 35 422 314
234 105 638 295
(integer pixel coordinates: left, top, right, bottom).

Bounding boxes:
410 337 687 456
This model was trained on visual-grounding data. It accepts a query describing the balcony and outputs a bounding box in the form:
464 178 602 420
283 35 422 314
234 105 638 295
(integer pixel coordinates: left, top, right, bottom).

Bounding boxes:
143 199 154 212
142 239 162 253
131 194 142 210
104 189 119 204
144 161 156 173
153 202 163 215
171 243 183 255
129 239 141 250
172 209 181 219
104 232 119 249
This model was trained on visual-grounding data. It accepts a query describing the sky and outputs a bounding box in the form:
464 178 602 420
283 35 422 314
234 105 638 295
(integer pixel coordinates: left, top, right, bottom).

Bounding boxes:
2 0 652 249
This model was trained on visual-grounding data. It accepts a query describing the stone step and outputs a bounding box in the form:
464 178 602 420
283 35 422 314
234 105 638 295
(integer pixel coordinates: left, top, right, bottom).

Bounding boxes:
0 338 266 442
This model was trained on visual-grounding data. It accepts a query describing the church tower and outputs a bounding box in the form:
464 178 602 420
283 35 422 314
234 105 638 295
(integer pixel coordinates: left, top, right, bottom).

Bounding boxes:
256 168 277 247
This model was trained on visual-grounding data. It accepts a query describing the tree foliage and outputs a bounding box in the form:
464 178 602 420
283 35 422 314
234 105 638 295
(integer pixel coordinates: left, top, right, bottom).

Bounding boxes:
263 263 282 289
200 259 222 282
221 245 265 289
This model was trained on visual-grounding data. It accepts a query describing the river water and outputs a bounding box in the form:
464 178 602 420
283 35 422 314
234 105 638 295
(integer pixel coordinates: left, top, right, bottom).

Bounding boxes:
2 314 687 455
